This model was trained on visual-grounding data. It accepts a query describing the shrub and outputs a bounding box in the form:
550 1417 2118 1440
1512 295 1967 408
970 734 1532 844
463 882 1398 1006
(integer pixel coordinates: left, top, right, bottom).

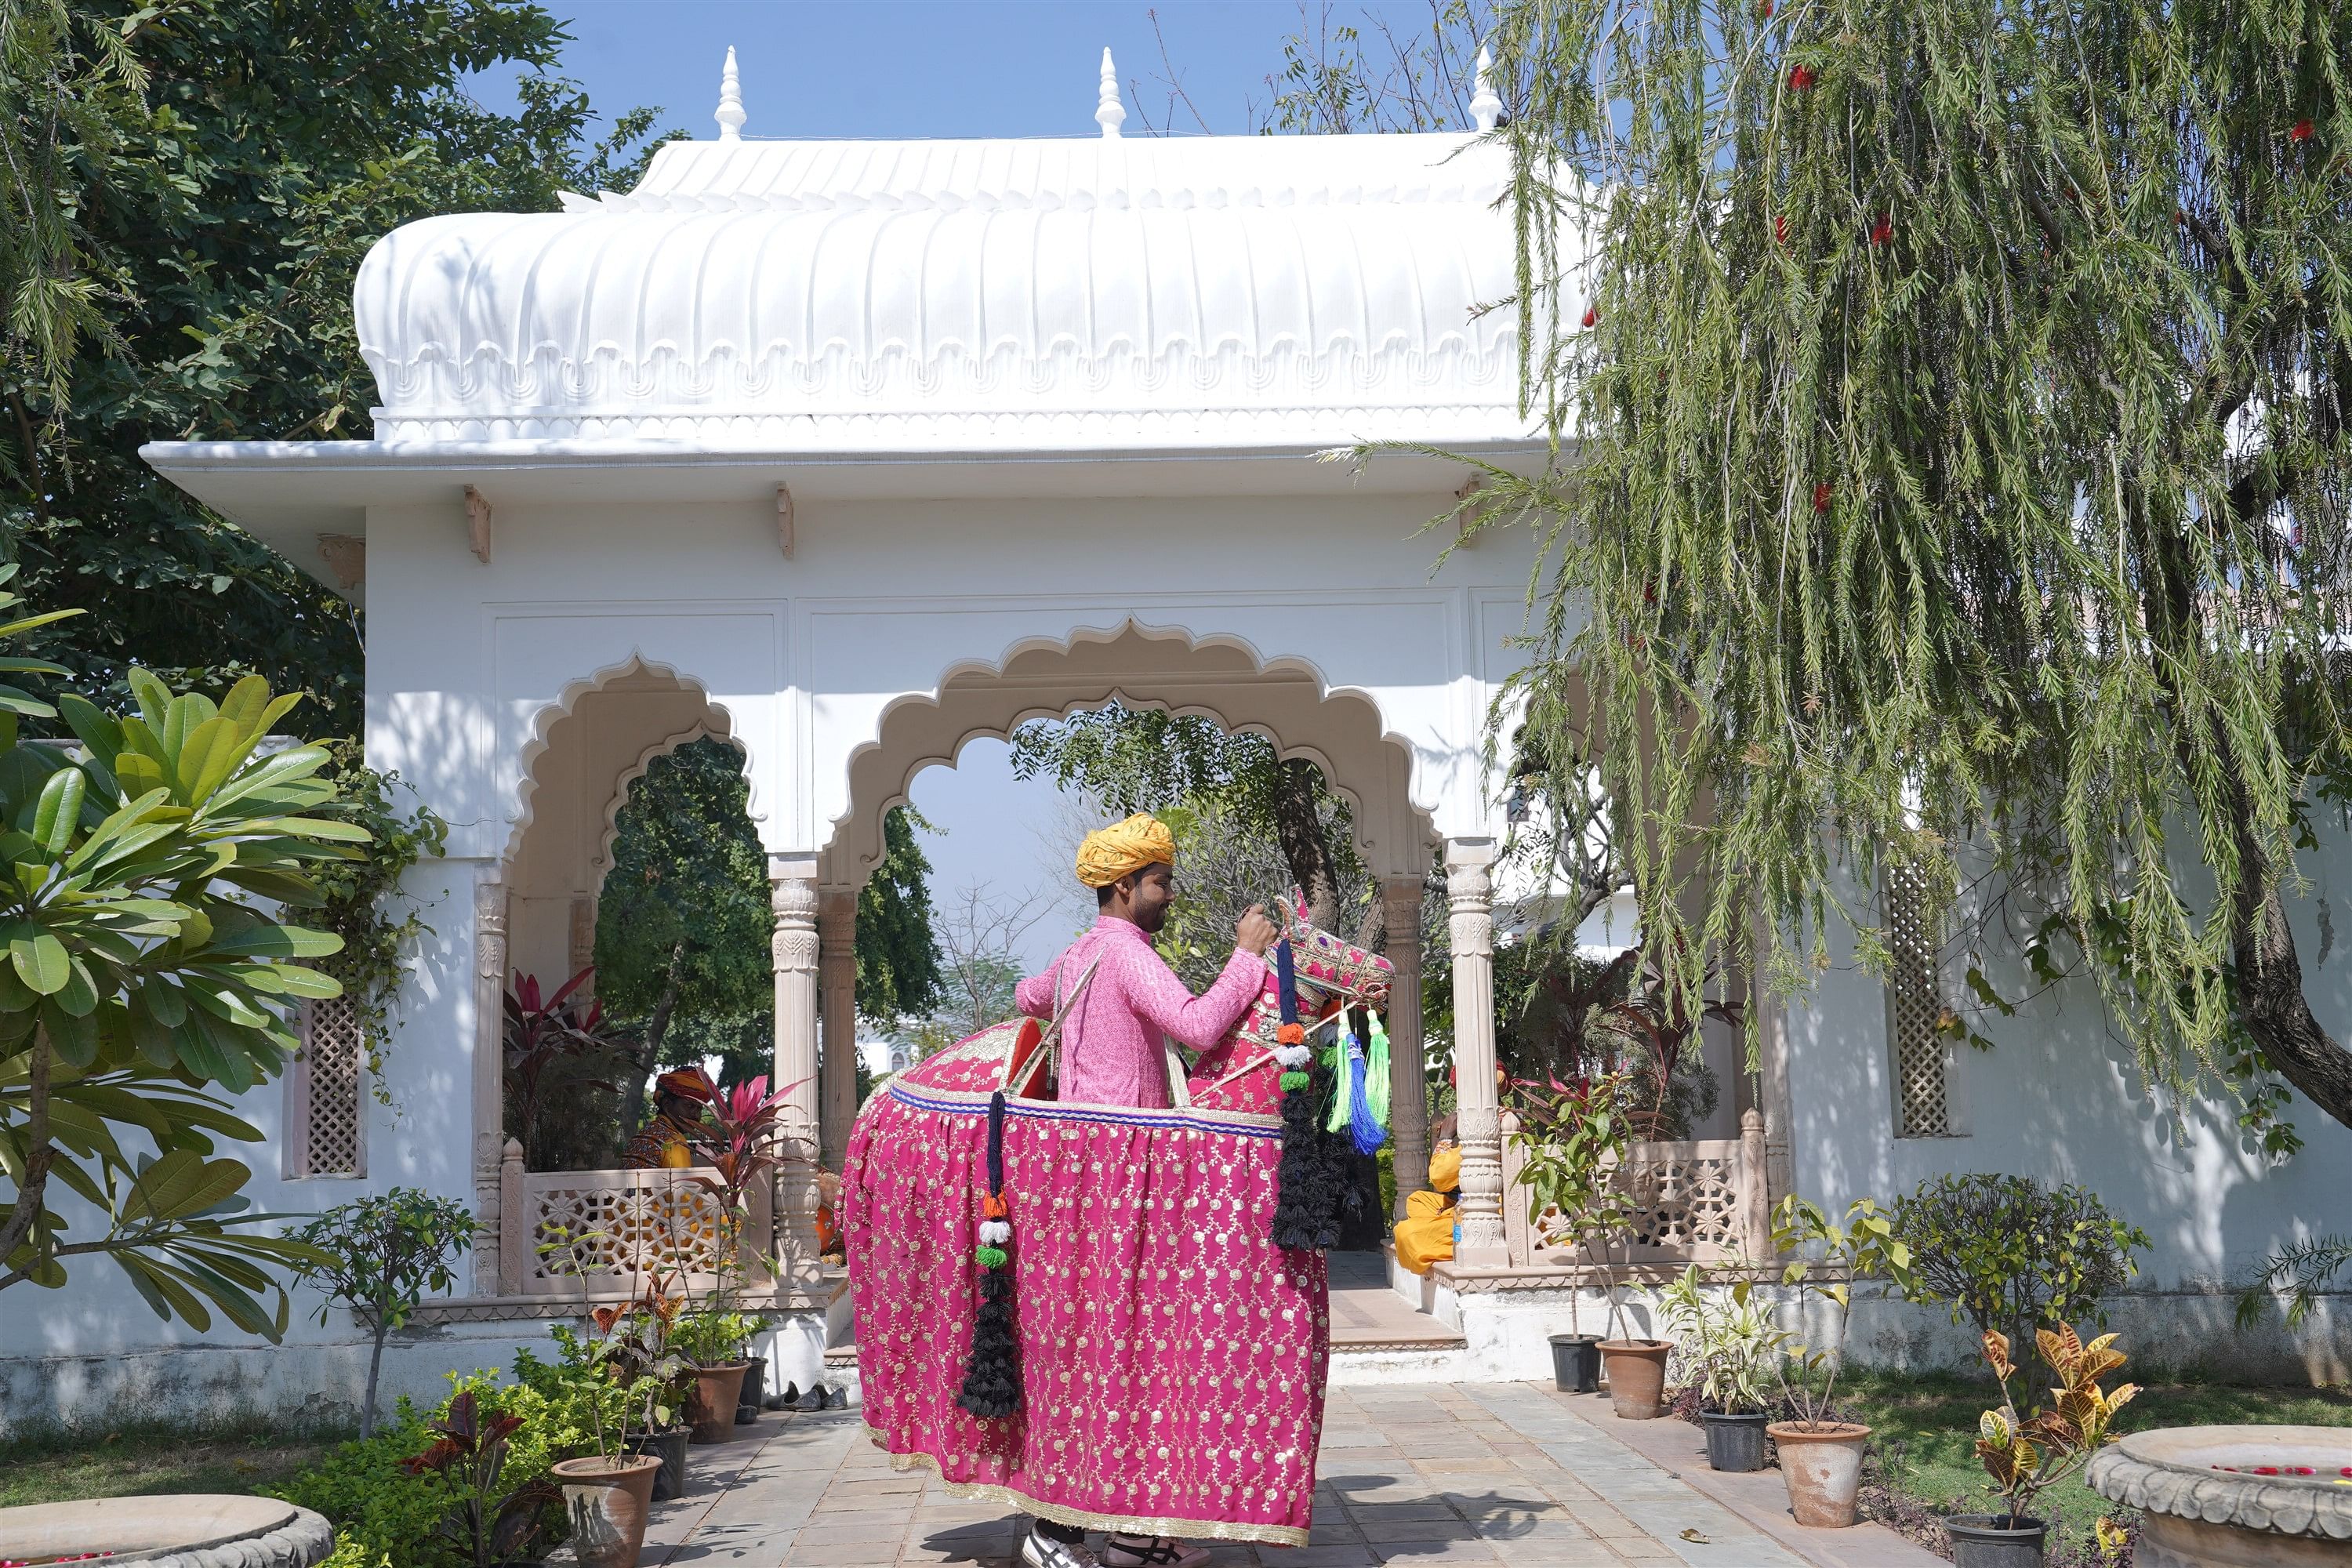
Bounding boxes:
1892 1174 2147 1360
268 1353 618 1568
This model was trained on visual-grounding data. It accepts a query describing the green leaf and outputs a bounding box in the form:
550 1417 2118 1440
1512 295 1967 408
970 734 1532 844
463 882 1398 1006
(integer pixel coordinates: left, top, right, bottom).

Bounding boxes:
12 933 71 995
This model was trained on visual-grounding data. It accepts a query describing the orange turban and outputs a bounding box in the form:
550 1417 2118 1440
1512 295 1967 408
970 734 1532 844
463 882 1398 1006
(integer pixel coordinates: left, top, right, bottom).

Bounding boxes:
1075 812 1177 888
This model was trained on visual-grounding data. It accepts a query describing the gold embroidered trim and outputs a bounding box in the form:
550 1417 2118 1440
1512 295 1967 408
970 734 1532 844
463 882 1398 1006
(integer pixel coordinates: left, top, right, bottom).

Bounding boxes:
863 1425 1312 1548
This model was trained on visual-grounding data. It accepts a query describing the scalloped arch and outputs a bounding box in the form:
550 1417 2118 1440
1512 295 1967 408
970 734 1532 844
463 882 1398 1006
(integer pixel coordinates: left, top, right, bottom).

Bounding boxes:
824 620 1437 886
505 654 749 869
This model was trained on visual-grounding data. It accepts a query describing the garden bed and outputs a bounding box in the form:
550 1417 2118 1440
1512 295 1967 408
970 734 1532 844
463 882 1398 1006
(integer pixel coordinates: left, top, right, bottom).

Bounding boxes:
0 1417 349 1510
1837 1370 2352 1562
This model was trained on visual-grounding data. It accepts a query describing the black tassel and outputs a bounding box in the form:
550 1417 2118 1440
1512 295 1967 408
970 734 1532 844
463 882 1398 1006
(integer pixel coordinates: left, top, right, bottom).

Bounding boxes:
1272 1061 1346 1250
956 1091 1021 1419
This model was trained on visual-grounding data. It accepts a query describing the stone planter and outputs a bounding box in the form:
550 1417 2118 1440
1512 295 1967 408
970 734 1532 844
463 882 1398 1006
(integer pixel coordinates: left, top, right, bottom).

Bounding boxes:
1944 1513 2048 1568
1597 1338 1671 1419
0 1495 333 1567
684 1361 750 1443
2087 1424 2352 1568
1766 1421 1872 1528
1700 1410 1770 1473
551 1453 661 1568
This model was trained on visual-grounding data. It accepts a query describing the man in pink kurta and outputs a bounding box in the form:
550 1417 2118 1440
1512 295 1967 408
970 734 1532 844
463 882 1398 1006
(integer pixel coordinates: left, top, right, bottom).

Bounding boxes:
1004 811 1278 1568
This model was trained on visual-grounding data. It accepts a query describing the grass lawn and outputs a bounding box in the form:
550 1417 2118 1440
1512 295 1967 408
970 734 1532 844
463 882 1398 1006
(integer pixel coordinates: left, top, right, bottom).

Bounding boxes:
0 1417 351 1510
1839 1368 2352 1556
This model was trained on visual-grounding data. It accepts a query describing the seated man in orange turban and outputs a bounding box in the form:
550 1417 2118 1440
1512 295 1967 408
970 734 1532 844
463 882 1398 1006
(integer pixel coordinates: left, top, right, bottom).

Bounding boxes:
1392 1141 1464 1275
623 1070 716 1169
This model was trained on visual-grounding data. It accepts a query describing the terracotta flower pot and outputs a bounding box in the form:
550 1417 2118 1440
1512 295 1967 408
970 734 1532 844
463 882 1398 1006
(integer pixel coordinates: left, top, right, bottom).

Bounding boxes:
551 1453 661 1568
1596 1338 1671 1419
684 1362 750 1444
1767 1421 1872 1528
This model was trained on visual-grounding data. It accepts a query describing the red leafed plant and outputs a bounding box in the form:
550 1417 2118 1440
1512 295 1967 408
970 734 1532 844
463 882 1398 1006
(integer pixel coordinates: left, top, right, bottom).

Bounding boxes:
401 1388 558 1568
669 1067 808 1301
503 967 617 1168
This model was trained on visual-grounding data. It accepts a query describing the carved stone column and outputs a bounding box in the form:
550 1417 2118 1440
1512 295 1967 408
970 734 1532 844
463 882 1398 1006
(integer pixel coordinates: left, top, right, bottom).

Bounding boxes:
1382 875 1429 1220
769 856 822 1276
817 888 858 1171
567 895 596 996
1446 838 1508 1266
472 873 510 1296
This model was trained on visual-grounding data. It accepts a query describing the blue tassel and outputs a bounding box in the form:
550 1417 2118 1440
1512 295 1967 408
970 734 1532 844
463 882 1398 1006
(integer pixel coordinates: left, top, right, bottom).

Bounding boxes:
1346 1031 1386 1156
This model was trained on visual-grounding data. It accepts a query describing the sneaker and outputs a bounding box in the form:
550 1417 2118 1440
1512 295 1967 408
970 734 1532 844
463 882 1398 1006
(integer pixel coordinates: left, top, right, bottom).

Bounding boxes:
1022 1526 1099 1568
1099 1537 1210 1568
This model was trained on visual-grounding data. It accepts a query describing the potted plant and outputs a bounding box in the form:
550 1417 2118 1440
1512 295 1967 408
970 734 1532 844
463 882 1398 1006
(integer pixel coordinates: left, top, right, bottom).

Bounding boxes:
1509 1072 1641 1399
546 1305 663 1568
1947 1326 2137 1567
1651 1264 1790 1472
733 1311 775 1425
401 1388 561 1568
673 1307 759 1443
611 1294 694 1499
1766 1194 1916 1527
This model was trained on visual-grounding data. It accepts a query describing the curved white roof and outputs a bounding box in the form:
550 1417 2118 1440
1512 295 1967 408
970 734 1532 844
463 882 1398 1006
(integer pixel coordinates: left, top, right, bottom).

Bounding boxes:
355 130 1542 451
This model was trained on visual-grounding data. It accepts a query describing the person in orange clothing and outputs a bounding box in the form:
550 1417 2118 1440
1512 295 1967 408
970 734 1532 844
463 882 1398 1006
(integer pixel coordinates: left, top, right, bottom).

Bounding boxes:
623 1070 715 1169
1393 1139 1463 1275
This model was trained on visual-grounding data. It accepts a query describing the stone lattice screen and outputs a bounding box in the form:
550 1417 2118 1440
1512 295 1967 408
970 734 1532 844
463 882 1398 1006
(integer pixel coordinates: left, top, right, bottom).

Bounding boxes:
1882 860 1955 1137
1499 1110 1769 1268
519 1167 766 1295
293 994 364 1178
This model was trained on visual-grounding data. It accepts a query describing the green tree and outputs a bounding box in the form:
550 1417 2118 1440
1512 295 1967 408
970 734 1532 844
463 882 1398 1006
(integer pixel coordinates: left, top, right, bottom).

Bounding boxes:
1 574 354 1332
2 0 676 732
292 1188 479 1437
1461 0 2352 1131
595 739 942 1096
1010 706 1377 938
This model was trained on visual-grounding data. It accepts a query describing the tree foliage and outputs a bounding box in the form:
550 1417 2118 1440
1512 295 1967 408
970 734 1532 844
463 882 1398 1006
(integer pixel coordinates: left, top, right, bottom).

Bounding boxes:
1010 706 1376 935
2 0 677 731
0 577 354 1331
1466 0 2352 1129
595 739 942 1091
292 1188 478 1437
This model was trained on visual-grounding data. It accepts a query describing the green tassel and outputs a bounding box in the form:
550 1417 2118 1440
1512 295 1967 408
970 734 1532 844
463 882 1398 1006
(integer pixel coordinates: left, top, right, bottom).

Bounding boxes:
1365 1013 1392 1130
975 1244 1007 1269
1280 1069 1311 1092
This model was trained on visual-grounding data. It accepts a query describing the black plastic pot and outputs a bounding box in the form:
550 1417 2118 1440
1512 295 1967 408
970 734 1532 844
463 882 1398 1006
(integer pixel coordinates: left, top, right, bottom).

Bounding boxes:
1700 1410 1771 1472
1548 1334 1601 1393
736 1358 766 1425
1945 1514 2048 1568
627 1425 690 1502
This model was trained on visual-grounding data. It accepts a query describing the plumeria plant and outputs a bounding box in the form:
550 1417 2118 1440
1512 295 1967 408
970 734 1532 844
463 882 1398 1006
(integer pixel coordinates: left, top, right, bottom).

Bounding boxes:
1975 1326 2140 1527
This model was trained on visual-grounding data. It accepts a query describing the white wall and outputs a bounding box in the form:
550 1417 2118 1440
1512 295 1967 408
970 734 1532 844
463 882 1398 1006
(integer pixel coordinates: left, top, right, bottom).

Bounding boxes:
1779 817 2352 1370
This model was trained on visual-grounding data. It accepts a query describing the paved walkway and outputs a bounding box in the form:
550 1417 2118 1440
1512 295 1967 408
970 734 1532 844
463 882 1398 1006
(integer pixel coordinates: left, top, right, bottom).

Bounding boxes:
625 1383 1938 1568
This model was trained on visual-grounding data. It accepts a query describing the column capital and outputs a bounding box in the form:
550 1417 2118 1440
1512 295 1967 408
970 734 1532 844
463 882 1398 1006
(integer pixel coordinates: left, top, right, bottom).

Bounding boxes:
817 885 858 940
1443 836 1497 873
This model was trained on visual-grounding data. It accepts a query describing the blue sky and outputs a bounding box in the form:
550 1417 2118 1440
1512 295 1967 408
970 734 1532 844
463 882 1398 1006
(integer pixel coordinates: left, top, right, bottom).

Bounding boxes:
476 3 1439 972
472 2 1443 146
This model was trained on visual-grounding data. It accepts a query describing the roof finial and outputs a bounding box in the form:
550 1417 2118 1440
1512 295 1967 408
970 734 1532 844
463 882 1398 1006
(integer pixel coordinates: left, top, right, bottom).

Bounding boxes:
1096 46 1126 139
715 45 746 142
1470 45 1502 132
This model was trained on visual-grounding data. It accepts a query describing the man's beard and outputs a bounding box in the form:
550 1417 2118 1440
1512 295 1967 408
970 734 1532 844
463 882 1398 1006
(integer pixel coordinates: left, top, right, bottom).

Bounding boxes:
1136 904 1168 935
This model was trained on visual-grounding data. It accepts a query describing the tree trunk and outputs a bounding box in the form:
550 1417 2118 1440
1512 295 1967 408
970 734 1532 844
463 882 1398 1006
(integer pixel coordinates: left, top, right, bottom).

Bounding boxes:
363 1316 389 1439
1269 758 1345 931
2235 834 2352 1130
0 1032 56 1280
615 941 688 1138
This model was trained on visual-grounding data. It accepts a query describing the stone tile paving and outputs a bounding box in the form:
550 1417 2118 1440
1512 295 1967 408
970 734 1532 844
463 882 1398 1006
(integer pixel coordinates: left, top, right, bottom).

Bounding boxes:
631 1385 1923 1568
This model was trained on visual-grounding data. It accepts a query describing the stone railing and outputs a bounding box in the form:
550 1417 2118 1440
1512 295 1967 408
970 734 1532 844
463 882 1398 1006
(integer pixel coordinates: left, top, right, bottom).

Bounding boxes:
495 1143 775 1297
1501 1108 1772 1269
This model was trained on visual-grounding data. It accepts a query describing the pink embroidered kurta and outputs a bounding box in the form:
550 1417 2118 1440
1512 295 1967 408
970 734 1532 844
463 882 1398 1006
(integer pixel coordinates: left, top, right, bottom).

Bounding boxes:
1014 916 1265 1108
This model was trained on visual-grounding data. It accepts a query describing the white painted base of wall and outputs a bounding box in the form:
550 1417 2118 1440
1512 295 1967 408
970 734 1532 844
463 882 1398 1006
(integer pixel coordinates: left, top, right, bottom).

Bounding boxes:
2 1310 836 1439
1424 1282 2350 1387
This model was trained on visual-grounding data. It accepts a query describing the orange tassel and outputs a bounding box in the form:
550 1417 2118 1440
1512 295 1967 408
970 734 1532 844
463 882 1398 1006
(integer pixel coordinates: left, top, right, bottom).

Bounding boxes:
1277 1022 1306 1046
982 1194 1007 1218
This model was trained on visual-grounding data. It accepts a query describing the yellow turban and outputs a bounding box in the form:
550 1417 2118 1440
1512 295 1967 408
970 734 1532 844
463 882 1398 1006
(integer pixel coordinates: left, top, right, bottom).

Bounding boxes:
1075 812 1177 888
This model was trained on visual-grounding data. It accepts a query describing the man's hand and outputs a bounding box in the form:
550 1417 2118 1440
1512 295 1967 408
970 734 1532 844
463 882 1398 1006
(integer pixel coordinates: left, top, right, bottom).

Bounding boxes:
1236 904 1279 956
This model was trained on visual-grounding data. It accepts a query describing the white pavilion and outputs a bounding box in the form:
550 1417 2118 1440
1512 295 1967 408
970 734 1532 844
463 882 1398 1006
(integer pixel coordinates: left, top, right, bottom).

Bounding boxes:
5 47 2343 1425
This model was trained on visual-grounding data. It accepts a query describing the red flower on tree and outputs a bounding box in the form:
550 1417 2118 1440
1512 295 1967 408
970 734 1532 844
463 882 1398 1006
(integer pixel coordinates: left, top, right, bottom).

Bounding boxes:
1789 64 1817 90
1757 0 1773 16
2290 119 2314 143
1813 482 1834 513
1871 214 1893 245
1775 213 1790 245
1581 305 1599 328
